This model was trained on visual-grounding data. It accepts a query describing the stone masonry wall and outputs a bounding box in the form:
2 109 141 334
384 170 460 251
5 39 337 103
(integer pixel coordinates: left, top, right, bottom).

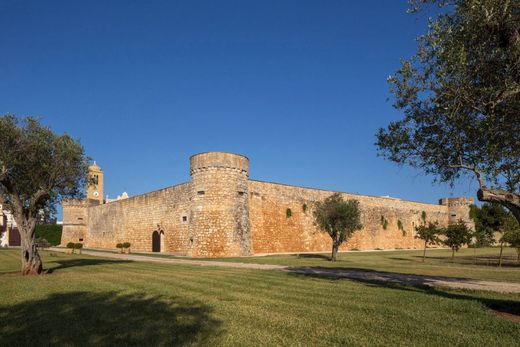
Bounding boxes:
248 180 452 254
84 183 193 254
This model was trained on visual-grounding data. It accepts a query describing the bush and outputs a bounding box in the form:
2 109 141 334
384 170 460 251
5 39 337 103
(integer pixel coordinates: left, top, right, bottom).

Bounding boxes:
116 243 124 253
122 242 131 253
35 237 51 249
35 224 62 246
286 208 292 218
66 242 75 254
74 243 83 254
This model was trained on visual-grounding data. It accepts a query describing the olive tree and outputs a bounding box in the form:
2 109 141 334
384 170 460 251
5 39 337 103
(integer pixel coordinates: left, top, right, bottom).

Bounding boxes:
376 0 520 223
313 193 363 261
442 221 473 261
415 222 441 262
0 115 88 275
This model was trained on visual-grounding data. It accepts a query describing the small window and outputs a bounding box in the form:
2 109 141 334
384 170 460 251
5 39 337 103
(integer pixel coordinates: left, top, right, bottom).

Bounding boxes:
182 216 188 222
238 191 245 196
197 191 205 195
451 214 457 217
79 238 84 242
77 217 83 221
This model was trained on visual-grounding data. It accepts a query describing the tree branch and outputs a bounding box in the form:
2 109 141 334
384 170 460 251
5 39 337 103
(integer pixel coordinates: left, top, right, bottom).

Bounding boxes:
449 162 487 189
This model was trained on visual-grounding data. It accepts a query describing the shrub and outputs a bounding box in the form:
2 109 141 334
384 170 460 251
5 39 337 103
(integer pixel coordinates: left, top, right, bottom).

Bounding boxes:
116 243 124 253
74 243 83 254
380 216 389 230
122 242 131 253
35 224 63 246
302 203 308 213
286 208 292 218
397 220 406 236
35 237 50 250
66 242 75 254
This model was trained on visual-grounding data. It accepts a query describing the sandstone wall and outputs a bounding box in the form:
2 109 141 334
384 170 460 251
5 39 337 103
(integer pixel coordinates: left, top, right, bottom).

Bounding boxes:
248 180 452 254
84 183 193 254
189 152 251 257
61 199 97 245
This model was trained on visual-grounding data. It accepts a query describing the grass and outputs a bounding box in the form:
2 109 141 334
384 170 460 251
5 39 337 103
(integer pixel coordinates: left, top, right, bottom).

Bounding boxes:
198 247 520 283
1 248 520 346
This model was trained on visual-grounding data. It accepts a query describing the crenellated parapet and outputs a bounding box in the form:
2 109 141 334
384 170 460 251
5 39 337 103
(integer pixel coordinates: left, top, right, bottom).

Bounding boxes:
439 197 475 229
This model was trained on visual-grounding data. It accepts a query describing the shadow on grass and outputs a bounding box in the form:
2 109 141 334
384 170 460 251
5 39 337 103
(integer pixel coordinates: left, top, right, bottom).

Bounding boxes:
409 255 520 268
46 258 133 273
295 253 331 260
0 291 222 346
285 267 520 320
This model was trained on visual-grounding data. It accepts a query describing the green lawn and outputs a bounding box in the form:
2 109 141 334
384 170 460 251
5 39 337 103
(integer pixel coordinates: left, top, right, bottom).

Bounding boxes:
1 249 519 346
200 247 520 283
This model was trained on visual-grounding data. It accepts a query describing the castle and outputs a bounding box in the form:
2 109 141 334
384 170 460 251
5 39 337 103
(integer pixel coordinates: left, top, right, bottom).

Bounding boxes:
61 152 474 257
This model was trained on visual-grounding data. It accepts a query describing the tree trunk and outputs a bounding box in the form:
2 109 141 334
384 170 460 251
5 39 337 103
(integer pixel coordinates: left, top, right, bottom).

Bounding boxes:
423 240 427 262
19 219 42 275
331 241 339 262
451 248 455 262
478 188 520 224
499 241 504 267
517 249 520 263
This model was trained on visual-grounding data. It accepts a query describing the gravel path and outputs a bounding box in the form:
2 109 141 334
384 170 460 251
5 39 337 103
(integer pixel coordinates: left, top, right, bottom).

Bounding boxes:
49 248 520 294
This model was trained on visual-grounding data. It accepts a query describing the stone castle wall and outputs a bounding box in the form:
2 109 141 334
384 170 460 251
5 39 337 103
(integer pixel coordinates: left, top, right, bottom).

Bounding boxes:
248 180 454 253
61 152 473 256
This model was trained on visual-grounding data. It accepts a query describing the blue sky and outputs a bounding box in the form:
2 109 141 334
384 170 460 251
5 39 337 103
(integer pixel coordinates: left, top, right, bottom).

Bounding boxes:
0 1 478 217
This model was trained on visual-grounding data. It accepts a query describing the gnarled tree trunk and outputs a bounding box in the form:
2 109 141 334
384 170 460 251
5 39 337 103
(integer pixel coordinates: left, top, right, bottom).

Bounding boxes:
331 240 340 262
19 218 42 275
478 188 520 224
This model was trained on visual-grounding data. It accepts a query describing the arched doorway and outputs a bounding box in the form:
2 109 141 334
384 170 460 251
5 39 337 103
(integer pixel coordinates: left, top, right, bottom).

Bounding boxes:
152 231 160 252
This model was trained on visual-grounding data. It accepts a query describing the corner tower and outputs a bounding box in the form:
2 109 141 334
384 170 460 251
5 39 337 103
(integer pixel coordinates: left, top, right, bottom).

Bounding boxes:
439 197 475 229
189 152 251 257
87 161 104 204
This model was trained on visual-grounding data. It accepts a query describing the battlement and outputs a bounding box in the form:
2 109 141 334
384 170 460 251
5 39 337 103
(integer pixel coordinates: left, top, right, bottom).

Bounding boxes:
439 197 474 207
190 152 249 177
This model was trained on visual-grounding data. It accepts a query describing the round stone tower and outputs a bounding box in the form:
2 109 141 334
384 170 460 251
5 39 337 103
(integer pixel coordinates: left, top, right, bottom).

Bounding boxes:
189 152 251 257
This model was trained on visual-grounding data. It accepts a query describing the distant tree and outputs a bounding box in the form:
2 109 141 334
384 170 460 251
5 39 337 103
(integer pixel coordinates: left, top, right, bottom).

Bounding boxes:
313 193 363 261
502 226 520 263
469 204 496 247
376 0 520 224
498 215 520 266
442 221 473 261
0 115 88 275
116 243 124 254
74 243 83 255
122 242 131 254
66 242 76 254
415 222 441 262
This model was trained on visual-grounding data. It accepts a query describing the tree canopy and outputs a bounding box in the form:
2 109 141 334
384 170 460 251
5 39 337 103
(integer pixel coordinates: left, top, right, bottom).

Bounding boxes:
313 193 363 261
376 0 520 222
0 115 88 274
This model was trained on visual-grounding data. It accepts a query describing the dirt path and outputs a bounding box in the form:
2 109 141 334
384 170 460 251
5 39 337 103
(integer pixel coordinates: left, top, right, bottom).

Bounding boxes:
49 248 520 294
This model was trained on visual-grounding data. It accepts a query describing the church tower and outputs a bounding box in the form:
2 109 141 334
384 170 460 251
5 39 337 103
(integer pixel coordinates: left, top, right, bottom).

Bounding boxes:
87 161 104 204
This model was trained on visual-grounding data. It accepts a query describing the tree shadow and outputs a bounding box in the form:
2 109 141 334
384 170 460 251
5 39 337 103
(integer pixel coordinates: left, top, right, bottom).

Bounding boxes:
0 291 222 346
285 267 520 320
46 258 133 273
295 253 331 260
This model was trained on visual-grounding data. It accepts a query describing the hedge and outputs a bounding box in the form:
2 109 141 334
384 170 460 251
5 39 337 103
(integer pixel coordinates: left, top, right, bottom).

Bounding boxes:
35 224 63 246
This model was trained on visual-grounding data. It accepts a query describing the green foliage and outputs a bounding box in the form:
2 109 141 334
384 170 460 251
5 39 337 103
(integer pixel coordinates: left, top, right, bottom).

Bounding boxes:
116 243 123 249
74 243 83 250
66 242 75 249
122 242 131 249
302 203 308 213
380 215 388 230
471 203 516 246
35 237 50 249
376 0 520 220
421 211 427 223
415 222 441 246
35 224 62 246
397 220 405 236
314 193 363 261
442 221 473 253
286 208 292 218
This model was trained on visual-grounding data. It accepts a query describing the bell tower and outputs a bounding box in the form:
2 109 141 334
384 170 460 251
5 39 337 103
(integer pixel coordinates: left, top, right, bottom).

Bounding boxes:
87 161 104 204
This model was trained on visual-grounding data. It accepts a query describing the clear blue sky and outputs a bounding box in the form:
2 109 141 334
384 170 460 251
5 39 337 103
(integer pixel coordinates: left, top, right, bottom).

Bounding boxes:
0 1 477 217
